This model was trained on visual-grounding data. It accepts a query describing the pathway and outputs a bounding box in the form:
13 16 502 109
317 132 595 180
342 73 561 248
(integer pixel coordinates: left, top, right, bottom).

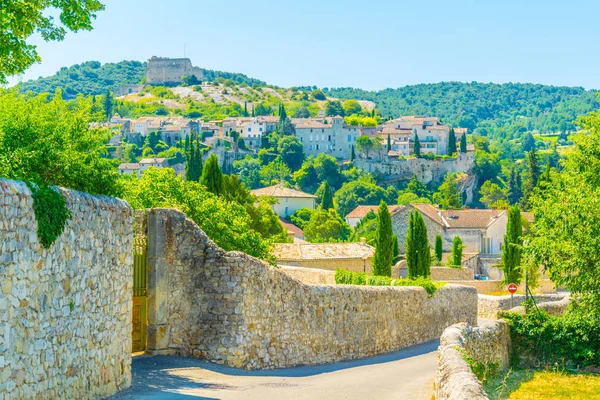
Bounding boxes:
112 340 438 400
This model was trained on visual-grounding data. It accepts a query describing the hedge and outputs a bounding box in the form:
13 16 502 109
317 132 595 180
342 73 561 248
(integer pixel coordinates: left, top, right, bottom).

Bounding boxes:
334 268 445 296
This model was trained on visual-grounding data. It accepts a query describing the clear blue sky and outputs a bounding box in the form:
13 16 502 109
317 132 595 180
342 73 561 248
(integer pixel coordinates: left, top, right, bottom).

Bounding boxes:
10 0 600 90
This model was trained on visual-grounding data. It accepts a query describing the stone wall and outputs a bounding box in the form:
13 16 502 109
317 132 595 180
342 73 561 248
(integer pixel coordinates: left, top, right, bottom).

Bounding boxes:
478 293 566 319
431 267 474 281
0 179 133 399
277 259 373 274
144 208 478 369
449 279 557 296
435 320 511 400
278 266 335 285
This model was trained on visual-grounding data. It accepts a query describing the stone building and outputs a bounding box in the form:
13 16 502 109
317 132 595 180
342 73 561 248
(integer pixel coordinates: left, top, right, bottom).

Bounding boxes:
391 204 508 255
274 242 375 273
145 56 203 85
293 115 360 160
251 184 316 218
345 204 405 228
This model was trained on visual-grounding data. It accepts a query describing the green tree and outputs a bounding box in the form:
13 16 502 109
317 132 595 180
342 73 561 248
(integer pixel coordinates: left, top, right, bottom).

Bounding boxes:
435 234 443 263
316 181 334 210
102 90 113 121
447 128 457 155
372 201 394 277
200 154 223 195
479 180 508 208
290 208 314 230
521 132 536 152
277 135 304 171
304 209 351 243
502 205 523 285
351 145 356 161
310 89 326 101
356 135 374 158
387 134 392 152
0 0 105 83
413 133 421 157
260 157 292 186
350 210 377 246
522 149 540 209
325 100 344 117
233 155 262 189
507 165 523 205
405 210 431 279
334 175 397 218
451 236 463 266
0 89 120 196
459 132 467 153
185 133 203 182
342 99 362 116
433 173 462 209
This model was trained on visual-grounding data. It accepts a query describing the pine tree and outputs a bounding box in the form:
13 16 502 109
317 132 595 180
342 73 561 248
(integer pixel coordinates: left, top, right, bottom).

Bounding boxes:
318 181 334 210
351 145 356 161
447 128 457 155
372 201 394 277
501 205 523 285
459 132 467 153
413 133 421 157
406 210 431 278
435 234 443 263
200 154 223 195
387 134 391 152
451 236 463 266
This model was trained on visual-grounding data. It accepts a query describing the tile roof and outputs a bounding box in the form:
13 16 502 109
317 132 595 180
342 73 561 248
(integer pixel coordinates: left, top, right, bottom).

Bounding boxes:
346 205 405 219
274 242 375 261
280 219 304 237
118 163 140 170
411 204 506 229
139 158 167 164
251 184 317 199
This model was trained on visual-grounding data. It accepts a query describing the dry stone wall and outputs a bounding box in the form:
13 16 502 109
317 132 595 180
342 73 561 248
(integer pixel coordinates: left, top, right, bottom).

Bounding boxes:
144 208 478 370
430 267 474 281
278 266 336 285
0 179 133 399
478 293 566 319
435 320 511 400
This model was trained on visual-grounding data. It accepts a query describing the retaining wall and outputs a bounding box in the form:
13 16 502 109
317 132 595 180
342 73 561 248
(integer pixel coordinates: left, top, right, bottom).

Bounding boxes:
143 209 478 369
0 179 133 399
478 293 567 319
278 265 335 285
435 320 511 400
431 267 474 281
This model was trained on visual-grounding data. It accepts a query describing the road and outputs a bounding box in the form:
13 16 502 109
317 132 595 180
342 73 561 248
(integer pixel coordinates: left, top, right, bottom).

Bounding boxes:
112 340 439 400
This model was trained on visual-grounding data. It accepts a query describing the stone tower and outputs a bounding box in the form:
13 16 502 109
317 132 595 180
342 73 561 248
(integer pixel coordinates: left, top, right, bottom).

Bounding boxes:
145 56 203 85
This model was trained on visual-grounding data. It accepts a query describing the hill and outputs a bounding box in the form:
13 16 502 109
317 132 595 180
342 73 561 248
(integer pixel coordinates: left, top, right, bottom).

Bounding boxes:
324 83 599 138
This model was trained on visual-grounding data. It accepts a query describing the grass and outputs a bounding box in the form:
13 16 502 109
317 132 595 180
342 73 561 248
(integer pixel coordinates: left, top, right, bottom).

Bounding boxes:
484 369 600 400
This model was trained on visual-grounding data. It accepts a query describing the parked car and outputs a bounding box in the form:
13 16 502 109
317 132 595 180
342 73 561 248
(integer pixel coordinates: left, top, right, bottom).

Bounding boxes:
474 274 489 281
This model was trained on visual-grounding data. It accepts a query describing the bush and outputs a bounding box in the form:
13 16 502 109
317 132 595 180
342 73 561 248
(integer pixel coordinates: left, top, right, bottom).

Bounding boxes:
367 275 392 286
502 308 600 369
333 268 444 296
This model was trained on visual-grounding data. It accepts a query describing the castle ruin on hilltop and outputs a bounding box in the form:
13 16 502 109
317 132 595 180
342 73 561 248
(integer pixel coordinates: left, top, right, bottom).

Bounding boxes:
145 56 203 85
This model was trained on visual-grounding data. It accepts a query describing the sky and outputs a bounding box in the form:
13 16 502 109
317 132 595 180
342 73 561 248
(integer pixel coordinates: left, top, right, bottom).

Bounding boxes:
9 0 600 90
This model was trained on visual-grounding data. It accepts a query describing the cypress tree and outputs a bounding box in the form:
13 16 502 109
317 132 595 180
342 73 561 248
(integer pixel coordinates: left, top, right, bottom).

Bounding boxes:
351 145 356 161
522 149 540 209
372 201 394 277
447 128 457 155
451 236 463 266
251 104 255 117
435 234 443 263
185 133 203 182
387 134 391 152
501 205 523 285
319 181 334 210
184 132 190 153
507 166 523 205
244 102 248 117
200 154 223 195
406 210 431 278
459 132 467 153
413 133 421 157
392 234 399 261
103 90 113 121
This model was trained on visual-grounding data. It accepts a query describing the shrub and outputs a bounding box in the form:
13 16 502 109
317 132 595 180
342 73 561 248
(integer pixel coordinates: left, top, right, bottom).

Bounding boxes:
367 275 392 286
333 268 444 296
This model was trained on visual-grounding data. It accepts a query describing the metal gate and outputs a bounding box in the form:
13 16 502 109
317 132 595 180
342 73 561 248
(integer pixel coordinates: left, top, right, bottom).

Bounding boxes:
132 235 148 353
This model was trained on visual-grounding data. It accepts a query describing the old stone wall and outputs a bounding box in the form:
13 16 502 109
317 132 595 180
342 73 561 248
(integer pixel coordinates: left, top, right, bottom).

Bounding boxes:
144 208 478 370
449 279 557 296
277 259 373 274
431 267 474 281
0 179 133 399
478 293 566 319
435 320 511 400
278 266 335 285
355 153 474 185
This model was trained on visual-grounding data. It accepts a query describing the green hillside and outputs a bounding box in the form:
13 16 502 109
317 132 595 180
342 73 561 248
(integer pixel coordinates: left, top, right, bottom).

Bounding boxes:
324 83 599 138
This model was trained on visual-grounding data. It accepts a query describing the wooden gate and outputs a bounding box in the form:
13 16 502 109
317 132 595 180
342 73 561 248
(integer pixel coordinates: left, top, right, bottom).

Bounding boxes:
132 236 148 353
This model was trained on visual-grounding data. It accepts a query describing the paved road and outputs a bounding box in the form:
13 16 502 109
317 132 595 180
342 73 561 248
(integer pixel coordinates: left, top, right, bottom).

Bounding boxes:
112 340 438 400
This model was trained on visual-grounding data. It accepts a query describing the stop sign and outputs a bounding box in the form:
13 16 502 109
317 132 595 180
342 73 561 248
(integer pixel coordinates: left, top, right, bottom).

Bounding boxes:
508 283 518 294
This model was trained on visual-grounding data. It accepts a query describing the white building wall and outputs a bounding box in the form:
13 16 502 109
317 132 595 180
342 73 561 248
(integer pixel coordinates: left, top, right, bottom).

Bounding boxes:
272 197 316 218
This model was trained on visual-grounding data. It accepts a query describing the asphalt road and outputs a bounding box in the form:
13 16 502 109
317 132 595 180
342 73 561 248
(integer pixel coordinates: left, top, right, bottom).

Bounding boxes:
112 340 439 400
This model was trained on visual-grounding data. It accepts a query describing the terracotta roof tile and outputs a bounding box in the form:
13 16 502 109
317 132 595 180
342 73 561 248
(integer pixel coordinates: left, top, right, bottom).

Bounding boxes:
346 205 404 219
411 204 506 229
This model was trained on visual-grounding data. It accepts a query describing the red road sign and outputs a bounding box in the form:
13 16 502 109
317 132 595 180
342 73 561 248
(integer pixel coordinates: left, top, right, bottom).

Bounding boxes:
508 283 518 294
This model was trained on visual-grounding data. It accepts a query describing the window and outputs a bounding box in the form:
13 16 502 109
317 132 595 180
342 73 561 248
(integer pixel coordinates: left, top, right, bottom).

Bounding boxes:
316 144 320 150
259 127 263 132
321 135 325 141
310 135 313 142
328 135 331 141
247 128 251 132
309 145 313 150
310 129 313 133
347 135 352 142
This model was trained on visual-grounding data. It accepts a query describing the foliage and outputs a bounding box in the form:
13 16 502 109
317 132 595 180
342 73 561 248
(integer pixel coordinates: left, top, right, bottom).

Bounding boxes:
433 173 462 209
405 210 431 279
502 205 523 285
0 89 121 196
259 157 292 186
372 201 394 277
200 154 223 195
342 99 362 115
413 133 421 157
324 82 599 139
333 175 397 218
447 128 457 155
120 168 274 261
233 156 262 189
460 349 499 384
277 135 304 171
334 268 444 296
480 180 508 209
350 210 377 246
303 209 351 243
26 183 72 248
1 0 105 84
185 134 203 182
344 115 377 127
356 135 375 158
435 234 443 263
310 89 326 101
316 181 334 210
522 149 540 210
295 154 344 192
460 132 467 153
525 108 600 313
451 236 463 266
502 309 600 369
325 100 344 116
289 208 314 230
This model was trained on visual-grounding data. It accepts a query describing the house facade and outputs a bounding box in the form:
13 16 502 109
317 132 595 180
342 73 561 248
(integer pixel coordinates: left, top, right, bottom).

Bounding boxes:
345 205 405 228
138 157 169 173
293 116 360 160
251 185 316 218
273 242 375 273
